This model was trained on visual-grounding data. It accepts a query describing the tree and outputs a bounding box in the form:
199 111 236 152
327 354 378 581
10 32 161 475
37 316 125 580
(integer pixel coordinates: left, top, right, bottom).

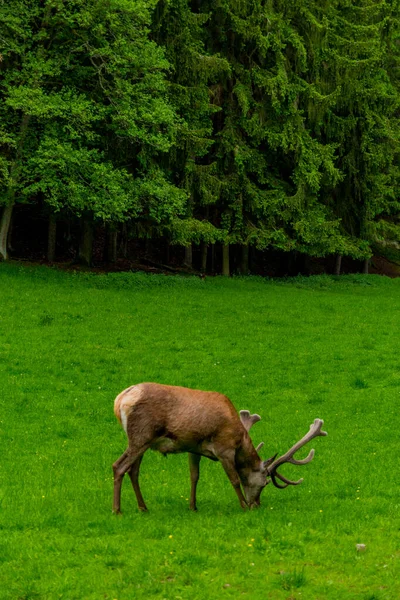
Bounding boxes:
152 0 228 264
1 0 399 273
187 0 356 274
0 0 185 262
302 0 400 269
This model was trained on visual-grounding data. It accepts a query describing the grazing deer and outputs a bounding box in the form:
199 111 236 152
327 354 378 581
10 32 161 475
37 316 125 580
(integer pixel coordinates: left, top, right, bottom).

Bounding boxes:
112 383 327 513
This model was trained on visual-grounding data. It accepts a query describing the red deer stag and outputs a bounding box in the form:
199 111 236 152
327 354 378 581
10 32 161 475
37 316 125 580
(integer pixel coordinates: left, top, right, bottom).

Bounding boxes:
112 383 327 513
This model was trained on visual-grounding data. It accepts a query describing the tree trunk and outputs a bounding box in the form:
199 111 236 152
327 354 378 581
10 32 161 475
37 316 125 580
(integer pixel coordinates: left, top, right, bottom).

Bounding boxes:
210 243 215 274
0 204 14 261
362 258 369 274
222 243 230 276
1 113 33 261
334 254 342 275
78 219 94 266
201 242 208 272
120 223 128 258
165 238 170 264
239 244 249 275
7 209 15 253
184 244 193 268
106 226 118 263
47 213 57 262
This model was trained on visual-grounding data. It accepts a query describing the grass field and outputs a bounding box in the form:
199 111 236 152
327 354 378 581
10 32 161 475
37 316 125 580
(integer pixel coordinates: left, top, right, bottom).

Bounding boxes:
0 262 399 600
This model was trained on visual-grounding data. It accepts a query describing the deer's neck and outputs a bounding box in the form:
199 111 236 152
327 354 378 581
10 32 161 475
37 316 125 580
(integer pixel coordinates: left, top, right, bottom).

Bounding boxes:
235 431 261 471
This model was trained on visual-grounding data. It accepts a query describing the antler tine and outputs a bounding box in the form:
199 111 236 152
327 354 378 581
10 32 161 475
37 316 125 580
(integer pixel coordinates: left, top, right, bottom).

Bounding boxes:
265 419 327 488
255 441 264 453
271 472 304 489
288 448 315 465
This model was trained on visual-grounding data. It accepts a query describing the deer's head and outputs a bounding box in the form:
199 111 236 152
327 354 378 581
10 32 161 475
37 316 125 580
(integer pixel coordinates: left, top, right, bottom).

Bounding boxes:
239 410 327 509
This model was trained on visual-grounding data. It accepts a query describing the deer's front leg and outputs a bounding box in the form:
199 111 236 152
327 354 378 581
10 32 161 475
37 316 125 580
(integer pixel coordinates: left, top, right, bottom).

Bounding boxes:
216 451 248 510
188 453 201 511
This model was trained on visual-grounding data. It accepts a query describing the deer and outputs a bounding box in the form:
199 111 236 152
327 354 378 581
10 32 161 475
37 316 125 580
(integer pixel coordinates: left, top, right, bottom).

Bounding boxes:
112 382 327 513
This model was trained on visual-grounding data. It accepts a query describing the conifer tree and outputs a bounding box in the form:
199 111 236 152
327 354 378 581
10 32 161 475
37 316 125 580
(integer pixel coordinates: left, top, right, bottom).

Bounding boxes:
193 0 353 273
152 0 229 262
303 0 400 268
1 0 399 271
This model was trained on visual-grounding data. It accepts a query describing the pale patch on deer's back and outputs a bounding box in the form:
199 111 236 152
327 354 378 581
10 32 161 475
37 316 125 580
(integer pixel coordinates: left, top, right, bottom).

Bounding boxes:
114 385 144 434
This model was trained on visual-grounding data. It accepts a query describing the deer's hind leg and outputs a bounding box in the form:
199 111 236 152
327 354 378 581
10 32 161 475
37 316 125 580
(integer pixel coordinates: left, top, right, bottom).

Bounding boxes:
127 455 147 512
113 399 161 514
112 443 149 514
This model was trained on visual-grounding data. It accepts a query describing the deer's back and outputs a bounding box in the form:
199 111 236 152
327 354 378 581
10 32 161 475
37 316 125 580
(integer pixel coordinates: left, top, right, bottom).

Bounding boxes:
114 382 242 448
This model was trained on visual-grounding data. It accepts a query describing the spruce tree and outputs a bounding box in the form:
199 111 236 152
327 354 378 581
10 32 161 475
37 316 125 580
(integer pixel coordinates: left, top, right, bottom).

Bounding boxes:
194 0 351 273
304 0 400 268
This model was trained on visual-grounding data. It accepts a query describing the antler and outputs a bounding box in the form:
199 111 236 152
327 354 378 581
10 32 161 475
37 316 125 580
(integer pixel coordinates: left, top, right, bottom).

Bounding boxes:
264 419 327 489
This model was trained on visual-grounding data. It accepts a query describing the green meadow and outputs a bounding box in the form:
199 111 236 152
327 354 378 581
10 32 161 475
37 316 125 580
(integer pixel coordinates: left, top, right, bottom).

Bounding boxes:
0 263 399 600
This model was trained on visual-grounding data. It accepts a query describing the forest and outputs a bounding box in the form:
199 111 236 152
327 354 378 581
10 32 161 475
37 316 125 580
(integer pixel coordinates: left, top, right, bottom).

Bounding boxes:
1 0 400 276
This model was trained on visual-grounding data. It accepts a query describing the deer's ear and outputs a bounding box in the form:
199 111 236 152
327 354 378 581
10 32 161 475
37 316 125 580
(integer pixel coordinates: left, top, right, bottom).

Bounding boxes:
240 410 261 432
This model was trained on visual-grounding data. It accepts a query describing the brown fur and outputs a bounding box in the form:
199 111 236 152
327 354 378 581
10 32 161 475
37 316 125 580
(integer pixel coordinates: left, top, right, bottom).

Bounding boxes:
114 384 144 427
112 383 264 514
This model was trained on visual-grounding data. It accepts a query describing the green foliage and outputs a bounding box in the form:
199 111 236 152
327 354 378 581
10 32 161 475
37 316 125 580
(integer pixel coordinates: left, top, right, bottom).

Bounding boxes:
135 168 188 223
0 0 182 225
168 217 225 245
1 0 400 260
24 142 139 220
183 0 359 254
304 0 400 254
